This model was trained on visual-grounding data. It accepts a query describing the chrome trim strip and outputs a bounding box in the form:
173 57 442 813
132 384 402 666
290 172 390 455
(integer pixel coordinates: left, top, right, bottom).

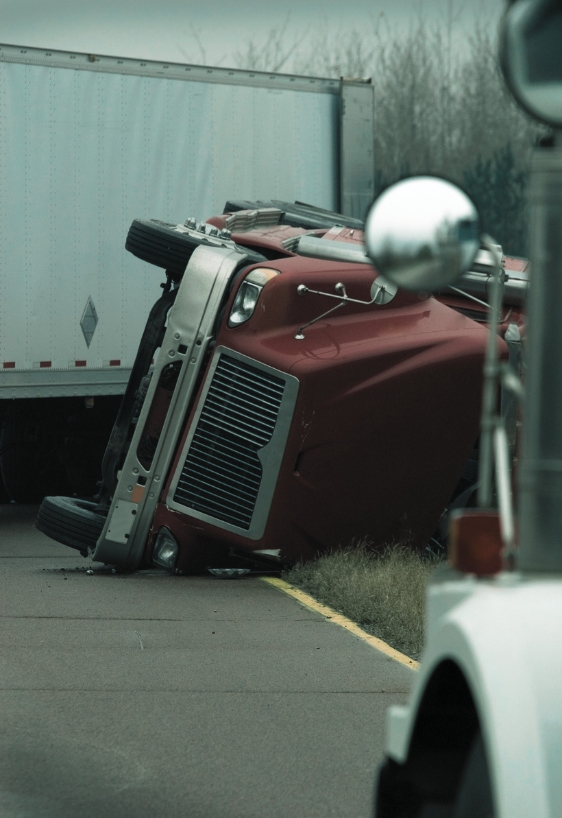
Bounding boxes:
94 246 246 569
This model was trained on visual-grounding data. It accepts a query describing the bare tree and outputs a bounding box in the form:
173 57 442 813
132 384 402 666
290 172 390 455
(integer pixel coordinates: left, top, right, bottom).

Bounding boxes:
232 16 308 74
293 26 375 78
180 11 543 253
176 23 210 66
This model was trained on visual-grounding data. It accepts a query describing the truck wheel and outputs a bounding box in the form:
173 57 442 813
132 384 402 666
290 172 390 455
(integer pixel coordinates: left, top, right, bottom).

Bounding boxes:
36 496 107 555
125 219 207 278
125 218 266 278
451 732 495 818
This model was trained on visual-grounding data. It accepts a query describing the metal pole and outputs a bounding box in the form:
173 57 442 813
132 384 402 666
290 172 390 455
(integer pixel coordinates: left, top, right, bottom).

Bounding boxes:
518 144 562 572
495 424 515 555
477 236 505 508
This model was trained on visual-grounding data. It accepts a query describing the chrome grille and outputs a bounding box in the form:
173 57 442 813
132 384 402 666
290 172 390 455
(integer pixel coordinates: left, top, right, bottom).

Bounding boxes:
173 354 286 529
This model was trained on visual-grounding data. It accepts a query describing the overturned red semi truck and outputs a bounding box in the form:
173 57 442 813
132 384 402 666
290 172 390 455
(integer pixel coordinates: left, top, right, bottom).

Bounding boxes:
37 200 510 572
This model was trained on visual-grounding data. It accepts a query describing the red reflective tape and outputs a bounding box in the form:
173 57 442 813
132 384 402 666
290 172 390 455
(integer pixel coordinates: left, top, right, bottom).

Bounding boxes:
109 359 121 366
75 360 87 367
3 362 15 369
39 361 52 368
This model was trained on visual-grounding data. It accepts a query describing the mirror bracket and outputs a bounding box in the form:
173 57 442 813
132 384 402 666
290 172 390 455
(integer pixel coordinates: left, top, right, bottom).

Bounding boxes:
447 285 491 310
294 281 395 340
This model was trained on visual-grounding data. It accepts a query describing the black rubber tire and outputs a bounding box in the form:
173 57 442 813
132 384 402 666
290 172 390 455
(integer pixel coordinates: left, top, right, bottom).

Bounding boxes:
126 218 266 277
125 219 205 277
451 732 495 818
36 496 107 555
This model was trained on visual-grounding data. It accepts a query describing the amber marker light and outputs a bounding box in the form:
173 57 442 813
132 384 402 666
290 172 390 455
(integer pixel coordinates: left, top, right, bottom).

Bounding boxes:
448 509 504 576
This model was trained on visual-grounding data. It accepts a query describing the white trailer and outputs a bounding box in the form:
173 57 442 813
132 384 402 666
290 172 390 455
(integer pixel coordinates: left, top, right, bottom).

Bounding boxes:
0 43 374 501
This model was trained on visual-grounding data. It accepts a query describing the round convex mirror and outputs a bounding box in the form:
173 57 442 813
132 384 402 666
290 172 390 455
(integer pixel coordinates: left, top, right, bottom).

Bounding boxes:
500 0 562 128
364 177 480 292
370 275 398 305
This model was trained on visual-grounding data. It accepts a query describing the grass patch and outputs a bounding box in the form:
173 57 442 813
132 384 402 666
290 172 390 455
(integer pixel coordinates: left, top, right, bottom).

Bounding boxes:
283 543 443 660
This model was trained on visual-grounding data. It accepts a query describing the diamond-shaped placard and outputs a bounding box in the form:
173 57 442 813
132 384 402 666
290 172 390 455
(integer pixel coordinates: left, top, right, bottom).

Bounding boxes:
80 296 98 347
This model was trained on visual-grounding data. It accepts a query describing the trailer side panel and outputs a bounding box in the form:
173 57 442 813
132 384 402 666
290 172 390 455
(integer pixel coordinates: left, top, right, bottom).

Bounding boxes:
0 55 338 396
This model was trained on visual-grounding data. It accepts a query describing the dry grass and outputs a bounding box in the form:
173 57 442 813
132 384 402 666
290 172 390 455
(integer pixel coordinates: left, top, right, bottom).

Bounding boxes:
283 543 444 660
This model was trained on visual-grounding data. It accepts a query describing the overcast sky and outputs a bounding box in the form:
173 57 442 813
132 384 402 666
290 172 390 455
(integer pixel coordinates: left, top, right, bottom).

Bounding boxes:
0 0 506 68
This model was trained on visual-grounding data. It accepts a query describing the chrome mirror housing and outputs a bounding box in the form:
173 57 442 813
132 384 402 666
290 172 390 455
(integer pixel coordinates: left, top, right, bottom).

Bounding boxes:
364 176 480 292
500 0 562 129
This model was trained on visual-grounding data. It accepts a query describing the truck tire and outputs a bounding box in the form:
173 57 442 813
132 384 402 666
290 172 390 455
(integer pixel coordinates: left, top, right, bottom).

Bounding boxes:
36 496 107 555
451 732 495 818
126 219 203 277
125 218 266 278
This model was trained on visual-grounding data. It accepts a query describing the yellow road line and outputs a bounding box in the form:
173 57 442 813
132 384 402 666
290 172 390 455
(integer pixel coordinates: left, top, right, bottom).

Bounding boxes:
261 576 419 671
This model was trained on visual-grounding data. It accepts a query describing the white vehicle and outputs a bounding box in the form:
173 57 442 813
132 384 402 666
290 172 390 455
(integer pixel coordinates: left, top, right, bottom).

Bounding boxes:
0 42 374 501
366 2 562 815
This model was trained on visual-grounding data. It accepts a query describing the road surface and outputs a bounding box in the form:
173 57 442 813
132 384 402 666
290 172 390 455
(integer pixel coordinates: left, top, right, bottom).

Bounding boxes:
0 504 414 818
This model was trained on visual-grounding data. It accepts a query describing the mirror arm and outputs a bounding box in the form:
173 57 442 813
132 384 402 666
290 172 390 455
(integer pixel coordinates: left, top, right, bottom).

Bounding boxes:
468 236 520 556
501 362 525 401
446 285 490 310
294 282 382 340
296 282 378 307
477 235 506 508
294 300 345 340
494 424 516 561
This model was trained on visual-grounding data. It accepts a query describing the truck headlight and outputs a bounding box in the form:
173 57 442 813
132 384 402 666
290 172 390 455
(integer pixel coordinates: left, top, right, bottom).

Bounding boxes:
152 527 179 570
228 268 279 327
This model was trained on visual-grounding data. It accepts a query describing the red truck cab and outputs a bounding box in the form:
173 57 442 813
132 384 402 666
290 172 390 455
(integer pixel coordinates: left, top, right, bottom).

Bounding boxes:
37 201 494 573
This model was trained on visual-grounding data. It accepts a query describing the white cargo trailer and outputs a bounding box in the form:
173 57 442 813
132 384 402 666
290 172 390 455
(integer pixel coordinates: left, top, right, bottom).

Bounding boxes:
0 43 374 501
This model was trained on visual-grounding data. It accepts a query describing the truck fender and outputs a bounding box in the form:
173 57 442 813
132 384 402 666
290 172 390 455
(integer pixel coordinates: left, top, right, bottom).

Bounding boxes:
381 576 562 818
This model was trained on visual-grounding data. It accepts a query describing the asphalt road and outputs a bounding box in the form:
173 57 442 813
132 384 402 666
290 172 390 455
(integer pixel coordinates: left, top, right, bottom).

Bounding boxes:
0 504 414 818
